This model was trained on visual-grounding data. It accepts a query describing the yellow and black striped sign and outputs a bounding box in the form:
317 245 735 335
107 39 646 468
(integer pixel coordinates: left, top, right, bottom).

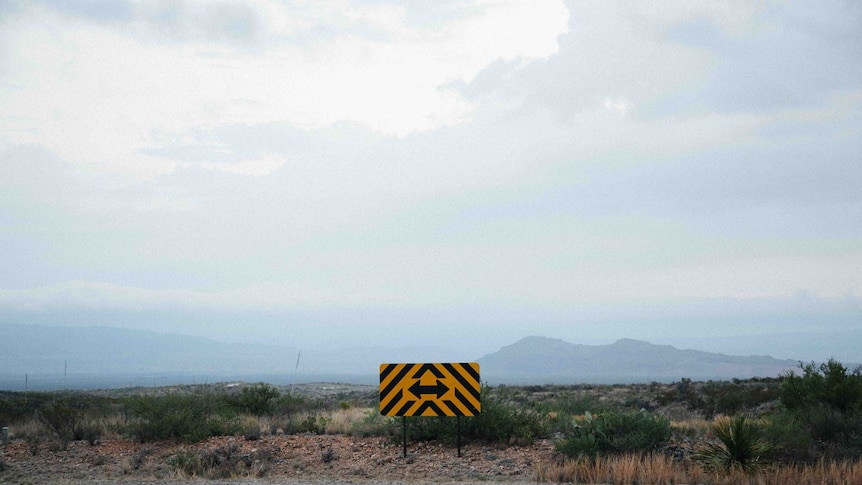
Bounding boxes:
379 363 480 417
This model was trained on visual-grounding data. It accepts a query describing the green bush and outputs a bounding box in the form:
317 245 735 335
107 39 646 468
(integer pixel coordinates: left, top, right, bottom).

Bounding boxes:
0 395 29 426
545 394 609 418
38 401 80 442
700 380 780 417
781 359 862 414
555 410 671 458
399 386 548 445
761 411 812 461
694 415 772 474
234 384 280 415
168 442 269 479
271 392 320 418
124 391 239 443
282 413 330 434
463 391 548 444
350 410 398 438
73 418 102 445
776 359 862 457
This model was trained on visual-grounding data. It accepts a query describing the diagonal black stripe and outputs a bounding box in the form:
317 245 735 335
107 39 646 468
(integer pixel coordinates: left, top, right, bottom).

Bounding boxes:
380 389 403 416
381 364 414 403
440 400 458 416
444 363 480 402
462 362 479 382
411 363 444 379
395 399 416 417
415 400 445 416
455 387 480 416
379 363 397 383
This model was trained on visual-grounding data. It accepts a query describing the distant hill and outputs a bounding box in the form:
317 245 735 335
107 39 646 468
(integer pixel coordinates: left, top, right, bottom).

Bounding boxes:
0 323 301 375
477 336 801 384
0 324 459 389
2 325 809 389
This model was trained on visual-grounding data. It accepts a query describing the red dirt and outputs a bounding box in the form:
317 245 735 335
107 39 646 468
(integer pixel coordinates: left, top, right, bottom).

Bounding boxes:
0 434 554 484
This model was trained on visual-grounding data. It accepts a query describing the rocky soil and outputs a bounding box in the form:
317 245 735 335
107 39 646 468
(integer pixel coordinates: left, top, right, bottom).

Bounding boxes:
1 434 553 484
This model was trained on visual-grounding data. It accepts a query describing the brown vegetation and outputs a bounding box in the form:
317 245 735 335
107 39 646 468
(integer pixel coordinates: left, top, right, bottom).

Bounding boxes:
2 365 862 483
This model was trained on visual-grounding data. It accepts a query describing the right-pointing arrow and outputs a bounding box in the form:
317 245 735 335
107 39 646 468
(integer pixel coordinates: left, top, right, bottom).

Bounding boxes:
408 379 449 399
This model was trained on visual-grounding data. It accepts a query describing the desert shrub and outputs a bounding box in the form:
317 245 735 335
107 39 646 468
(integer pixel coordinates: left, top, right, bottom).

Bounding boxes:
394 387 547 445
233 383 280 415
38 401 80 442
464 392 548 444
350 409 398 437
551 400 610 436
167 448 201 475
782 360 862 414
776 359 862 458
555 410 671 459
270 392 320 420
242 423 262 441
656 378 707 410
544 394 609 419
320 445 337 463
2 391 116 446
712 389 748 415
761 410 810 458
694 415 772 474
404 388 548 445
402 415 455 443
1 392 56 426
168 441 270 479
279 412 330 434
124 391 239 443
73 418 102 445
0 396 29 426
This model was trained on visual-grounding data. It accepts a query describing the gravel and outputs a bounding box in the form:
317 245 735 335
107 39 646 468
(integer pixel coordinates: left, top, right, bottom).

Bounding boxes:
0 434 553 484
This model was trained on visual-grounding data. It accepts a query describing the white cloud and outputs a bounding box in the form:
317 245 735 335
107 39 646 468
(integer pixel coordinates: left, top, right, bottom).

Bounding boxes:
603 97 628 114
190 153 285 177
1 1 860 355
0 0 569 180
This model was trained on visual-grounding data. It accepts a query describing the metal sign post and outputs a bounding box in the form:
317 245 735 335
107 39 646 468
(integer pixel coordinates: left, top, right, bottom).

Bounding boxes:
402 417 407 458
457 415 462 457
380 362 480 458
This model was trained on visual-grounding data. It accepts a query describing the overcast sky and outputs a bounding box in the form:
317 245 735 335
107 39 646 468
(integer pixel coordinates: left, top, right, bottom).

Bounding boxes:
1 1 860 362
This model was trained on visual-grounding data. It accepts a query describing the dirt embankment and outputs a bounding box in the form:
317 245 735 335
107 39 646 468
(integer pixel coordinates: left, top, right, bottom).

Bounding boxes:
1 433 554 484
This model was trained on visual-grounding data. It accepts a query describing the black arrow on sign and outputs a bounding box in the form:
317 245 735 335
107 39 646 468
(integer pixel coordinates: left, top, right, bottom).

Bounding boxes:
408 379 449 399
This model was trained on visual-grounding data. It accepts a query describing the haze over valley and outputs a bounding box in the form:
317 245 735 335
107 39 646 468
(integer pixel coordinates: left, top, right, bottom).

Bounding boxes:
1 1 860 382
0 324 842 391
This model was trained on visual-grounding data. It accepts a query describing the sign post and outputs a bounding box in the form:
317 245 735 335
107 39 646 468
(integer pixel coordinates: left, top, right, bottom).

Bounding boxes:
380 362 480 457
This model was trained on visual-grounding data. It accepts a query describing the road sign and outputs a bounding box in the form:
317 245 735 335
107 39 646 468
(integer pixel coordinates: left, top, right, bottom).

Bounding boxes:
379 362 480 417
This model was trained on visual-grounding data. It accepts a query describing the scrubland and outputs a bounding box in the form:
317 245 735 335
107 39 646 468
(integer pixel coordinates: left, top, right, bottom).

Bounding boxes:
2 360 861 483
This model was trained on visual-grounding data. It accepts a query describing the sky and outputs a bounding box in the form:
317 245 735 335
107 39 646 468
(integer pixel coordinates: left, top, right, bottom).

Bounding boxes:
1 0 861 362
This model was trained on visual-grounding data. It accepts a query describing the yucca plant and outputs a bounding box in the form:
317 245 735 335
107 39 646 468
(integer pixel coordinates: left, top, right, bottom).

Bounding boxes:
694 415 772 474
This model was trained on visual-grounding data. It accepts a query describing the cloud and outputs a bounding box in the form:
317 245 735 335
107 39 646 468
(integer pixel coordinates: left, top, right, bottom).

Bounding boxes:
655 2 862 116
0 0 569 180
496 1 862 124
1 1 860 356
187 153 286 177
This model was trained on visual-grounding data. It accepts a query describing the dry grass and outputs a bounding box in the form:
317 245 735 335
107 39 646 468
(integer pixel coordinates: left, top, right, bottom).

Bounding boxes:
9 406 377 446
248 406 380 436
324 406 374 434
536 453 862 484
7 418 49 442
671 417 711 439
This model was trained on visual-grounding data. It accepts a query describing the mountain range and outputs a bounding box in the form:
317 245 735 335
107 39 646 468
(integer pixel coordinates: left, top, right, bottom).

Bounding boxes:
1 324 806 389
477 336 800 383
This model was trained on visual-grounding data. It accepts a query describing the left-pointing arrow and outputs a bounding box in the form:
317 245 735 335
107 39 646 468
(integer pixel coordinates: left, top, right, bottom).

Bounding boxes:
408 379 449 399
